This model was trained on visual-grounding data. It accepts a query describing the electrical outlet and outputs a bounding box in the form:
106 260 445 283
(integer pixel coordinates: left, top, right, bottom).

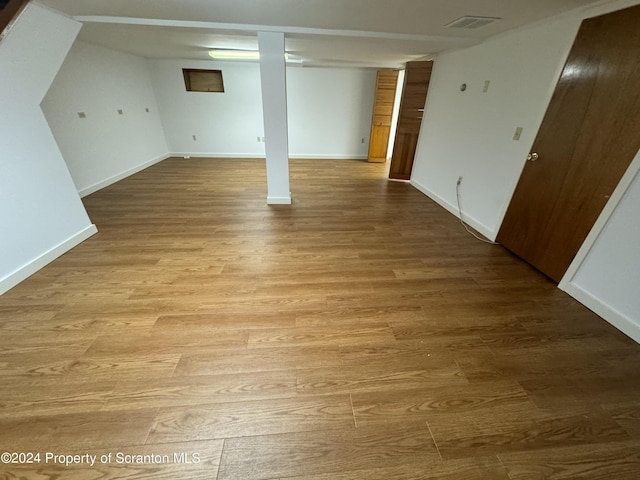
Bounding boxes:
483 80 491 93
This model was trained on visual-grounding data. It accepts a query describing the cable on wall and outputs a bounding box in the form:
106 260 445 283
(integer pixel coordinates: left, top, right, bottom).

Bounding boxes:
456 177 500 245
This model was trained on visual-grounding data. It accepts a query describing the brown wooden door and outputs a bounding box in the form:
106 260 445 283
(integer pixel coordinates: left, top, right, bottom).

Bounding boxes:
497 5 640 283
389 61 433 180
368 70 399 163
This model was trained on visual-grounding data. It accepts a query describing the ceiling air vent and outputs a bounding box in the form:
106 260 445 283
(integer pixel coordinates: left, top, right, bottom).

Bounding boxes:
445 16 500 29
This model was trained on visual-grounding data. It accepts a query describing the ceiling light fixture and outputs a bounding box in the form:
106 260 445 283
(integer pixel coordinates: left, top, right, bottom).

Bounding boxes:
208 49 291 61
208 49 259 60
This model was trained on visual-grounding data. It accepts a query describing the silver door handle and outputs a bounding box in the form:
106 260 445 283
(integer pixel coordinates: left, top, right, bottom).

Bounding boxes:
527 152 539 162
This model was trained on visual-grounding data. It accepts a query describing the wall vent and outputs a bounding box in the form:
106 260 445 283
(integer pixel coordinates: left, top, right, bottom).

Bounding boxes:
445 16 500 29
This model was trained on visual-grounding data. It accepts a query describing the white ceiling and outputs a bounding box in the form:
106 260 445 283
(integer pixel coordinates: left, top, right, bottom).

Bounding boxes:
37 0 605 68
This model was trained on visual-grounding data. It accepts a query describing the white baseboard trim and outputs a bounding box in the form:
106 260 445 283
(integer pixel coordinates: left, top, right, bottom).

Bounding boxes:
78 153 170 198
290 155 368 160
562 282 640 344
171 153 266 159
170 153 368 160
410 178 496 241
0 224 98 295
267 195 292 205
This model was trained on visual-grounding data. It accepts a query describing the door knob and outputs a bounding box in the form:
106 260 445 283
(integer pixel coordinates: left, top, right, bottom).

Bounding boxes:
527 152 539 162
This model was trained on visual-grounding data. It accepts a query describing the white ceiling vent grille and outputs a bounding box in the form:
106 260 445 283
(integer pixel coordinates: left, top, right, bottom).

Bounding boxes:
445 16 501 29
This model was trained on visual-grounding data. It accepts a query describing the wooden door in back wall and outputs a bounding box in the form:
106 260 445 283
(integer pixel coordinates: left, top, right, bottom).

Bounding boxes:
497 4 640 283
389 61 433 180
368 70 399 163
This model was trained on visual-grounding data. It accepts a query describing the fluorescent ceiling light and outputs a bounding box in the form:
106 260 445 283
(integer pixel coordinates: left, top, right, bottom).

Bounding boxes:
209 49 260 60
208 49 292 61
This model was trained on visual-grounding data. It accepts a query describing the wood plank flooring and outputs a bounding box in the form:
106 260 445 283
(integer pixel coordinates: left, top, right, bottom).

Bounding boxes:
1 157 640 479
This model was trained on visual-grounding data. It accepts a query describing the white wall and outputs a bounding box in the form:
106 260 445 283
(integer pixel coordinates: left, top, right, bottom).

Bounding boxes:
149 59 376 159
287 67 375 159
150 60 264 157
411 0 640 341
42 41 169 197
0 4 96 295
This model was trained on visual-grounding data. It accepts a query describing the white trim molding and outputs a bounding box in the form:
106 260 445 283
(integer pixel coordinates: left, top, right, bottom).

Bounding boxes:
267 195 292 205
563 282 640 343
171 153 367 160
79 153 170 197
171 153 266 159
0 224 98 295
290 155 368 160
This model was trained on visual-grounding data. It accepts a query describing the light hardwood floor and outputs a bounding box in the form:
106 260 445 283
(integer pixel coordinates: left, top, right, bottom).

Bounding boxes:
1 157 640 479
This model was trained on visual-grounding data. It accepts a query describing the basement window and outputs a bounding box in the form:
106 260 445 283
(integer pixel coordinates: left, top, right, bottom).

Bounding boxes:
183 68 225 93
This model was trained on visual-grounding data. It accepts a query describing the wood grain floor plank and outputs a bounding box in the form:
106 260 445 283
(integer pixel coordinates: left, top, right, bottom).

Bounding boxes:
0 304 63 323
280 456 510 480
0 339 95 356
295 305 426 327
518 372 640 409
102 370 297 410
0 348 97 376
324 292 442 309
153 311 296 331
391 319 527 342
337 342 461 380
146 394 354 443
297 362 466 396
84 330 249 356
427 402 630 460
0 378 115 418
0 314 157 336
247 323 396 349
217 423 440 480
352 380 529 427
174 345 342 376
0 354 181 381
338 340 455 363
600 403 640 439
0 409 158 451
499 440 640 480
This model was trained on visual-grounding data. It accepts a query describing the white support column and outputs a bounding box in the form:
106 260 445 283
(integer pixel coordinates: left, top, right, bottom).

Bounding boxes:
258 31 291 205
